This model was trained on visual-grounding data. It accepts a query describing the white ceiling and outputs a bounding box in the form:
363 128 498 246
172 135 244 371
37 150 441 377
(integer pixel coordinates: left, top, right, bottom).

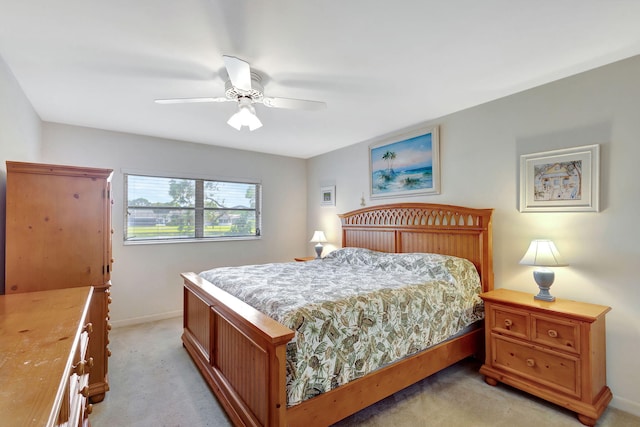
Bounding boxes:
1 1 640 159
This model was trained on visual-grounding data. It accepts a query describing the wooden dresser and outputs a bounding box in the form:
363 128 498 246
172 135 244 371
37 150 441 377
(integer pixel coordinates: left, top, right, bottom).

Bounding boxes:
4 161 113 403
0 287 94 426
479 289 612 426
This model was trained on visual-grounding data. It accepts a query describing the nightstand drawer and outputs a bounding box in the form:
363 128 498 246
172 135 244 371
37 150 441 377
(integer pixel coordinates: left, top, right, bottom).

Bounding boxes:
532 314 580 354
492 335 580 398
489 306 530 340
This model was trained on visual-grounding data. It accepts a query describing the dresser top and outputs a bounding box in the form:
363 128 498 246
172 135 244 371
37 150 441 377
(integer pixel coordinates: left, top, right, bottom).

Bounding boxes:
480 288 611 321
6 160 113 179
0 287 93 426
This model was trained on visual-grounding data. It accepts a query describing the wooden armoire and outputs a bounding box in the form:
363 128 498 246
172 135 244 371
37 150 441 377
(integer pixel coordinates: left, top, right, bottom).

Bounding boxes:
5 161 113 403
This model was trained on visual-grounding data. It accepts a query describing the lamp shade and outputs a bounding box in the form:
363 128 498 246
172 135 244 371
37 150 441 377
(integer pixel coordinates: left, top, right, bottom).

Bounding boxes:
519 240 568 267
309 230 327 243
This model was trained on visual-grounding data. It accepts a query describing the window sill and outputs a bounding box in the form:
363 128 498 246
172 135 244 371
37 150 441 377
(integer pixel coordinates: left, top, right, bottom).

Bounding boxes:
123 236 262 246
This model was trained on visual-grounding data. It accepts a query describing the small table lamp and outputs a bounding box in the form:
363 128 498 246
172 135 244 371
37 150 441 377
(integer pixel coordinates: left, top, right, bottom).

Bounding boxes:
519 239 568 302
310 230 327 259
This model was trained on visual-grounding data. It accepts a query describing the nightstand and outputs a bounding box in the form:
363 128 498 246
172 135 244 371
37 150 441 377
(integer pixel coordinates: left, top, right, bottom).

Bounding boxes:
479 289 612 426
294 256 316 262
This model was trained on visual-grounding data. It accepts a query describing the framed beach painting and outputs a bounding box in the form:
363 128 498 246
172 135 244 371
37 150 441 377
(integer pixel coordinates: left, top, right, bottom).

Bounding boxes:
369 126 440 198
519 144 600 212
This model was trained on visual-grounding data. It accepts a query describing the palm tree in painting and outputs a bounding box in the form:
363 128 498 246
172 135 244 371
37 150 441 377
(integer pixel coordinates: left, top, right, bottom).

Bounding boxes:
382 151 396 174
379 150 397 182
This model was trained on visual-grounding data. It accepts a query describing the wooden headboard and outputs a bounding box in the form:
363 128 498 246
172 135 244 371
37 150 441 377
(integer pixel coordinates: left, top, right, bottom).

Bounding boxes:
339 203 494 292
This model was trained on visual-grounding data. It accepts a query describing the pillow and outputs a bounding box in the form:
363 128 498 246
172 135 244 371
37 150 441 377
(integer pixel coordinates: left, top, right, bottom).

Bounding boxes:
323 247 382 265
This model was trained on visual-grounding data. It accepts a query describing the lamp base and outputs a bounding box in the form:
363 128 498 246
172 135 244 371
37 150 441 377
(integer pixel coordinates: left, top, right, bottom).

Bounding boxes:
314 243 323 259
534 289 556 302
533 269 556 302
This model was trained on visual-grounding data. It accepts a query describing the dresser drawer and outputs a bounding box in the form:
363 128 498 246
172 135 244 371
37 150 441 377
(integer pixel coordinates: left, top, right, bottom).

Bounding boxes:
532 314 580 354
489 305 530 340
492 334 581 398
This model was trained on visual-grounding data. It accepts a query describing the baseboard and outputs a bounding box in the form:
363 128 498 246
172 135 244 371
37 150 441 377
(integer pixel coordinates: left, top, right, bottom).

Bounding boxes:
111 310 183 328
611 395 640 417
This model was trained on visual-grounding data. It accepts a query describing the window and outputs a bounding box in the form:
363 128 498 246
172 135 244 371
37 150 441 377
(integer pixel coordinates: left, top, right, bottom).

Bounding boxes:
124 173 261 242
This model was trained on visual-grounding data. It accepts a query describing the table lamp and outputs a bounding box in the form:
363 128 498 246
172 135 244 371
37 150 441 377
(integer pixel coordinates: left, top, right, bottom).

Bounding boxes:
310 230 327 259
519 239 568 301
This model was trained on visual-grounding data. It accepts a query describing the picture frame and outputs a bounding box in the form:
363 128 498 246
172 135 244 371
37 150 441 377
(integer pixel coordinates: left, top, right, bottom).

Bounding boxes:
369 125 440 198
519 144 600 212
320 185 335 206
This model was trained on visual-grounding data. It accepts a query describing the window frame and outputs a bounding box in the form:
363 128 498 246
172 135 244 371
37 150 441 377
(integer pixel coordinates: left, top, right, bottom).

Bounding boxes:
123 171 262 245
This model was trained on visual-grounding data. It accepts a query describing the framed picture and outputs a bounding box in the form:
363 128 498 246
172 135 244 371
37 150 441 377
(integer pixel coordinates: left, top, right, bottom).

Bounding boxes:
320 185 335 206
369 126 440 198
519 144 600 212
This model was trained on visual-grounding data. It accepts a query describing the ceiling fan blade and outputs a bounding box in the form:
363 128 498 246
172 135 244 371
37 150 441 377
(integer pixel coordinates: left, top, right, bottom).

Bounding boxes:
223 55 252 92
154 97 230 104
262 97 327 111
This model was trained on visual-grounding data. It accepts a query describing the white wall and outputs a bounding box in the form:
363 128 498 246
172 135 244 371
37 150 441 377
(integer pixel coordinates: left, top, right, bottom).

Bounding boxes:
0 54 42 293
307 55 640 415
40 123 308 326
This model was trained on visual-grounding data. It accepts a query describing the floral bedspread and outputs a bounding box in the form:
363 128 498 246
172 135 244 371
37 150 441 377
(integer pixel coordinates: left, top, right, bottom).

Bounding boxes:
199 247 484 407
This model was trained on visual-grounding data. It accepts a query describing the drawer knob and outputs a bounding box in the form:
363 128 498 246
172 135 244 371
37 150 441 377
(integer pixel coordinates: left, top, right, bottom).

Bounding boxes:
526 358 535 367
80 386 90 397
548 329 558 338
86 403 93 415
504 319 513 329
73 361 86 376
83 322 93 334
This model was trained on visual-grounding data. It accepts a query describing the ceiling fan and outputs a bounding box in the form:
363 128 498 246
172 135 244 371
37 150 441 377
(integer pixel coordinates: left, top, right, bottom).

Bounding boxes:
155 55 327 131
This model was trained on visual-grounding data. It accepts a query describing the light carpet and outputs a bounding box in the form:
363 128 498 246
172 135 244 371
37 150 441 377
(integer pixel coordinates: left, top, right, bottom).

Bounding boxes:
90 317 638 427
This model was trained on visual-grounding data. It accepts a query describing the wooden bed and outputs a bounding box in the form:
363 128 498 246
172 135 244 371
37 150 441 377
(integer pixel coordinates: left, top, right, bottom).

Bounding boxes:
181 203 493 427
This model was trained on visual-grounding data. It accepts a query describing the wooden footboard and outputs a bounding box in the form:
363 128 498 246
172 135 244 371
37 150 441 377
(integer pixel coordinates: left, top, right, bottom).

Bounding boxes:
182 272 295 427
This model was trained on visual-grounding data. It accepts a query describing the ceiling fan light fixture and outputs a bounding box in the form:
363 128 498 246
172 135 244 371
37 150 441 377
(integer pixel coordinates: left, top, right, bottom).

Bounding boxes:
227 97 262 131
156 56 324 130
